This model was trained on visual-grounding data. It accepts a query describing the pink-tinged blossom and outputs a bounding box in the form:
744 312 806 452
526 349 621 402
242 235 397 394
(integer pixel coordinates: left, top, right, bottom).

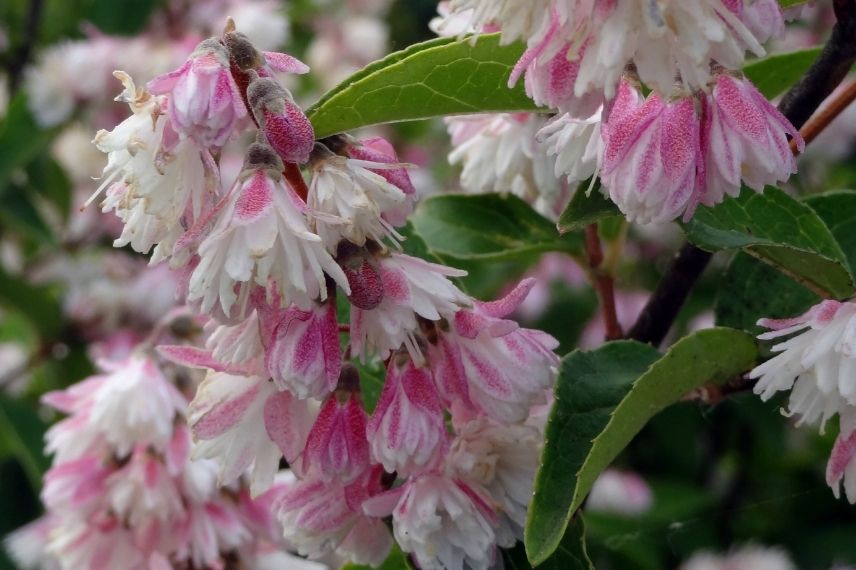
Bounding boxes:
446 113 565 218
262 299 342 399
601 86 703 225
42 356 186 461
538 111 602 185
586 469 654 516
188 372 313 495
308 149 407 252
749 300 856 429
301 390 370 483
205 309 265 371
699 72 803 209
188 160 349 317
350 252 469 360
680 545 796 570
363 473 499 570
511 22 603 118
148 39 246 148
437 0 562 45
447 416 543 545
826 407 856 503
91 72 213 263
348 137 417 226
277 466 392 562
106 448 185 527
42 455 111 515
735 0 787 44
367 356 447 474
430 279 559 423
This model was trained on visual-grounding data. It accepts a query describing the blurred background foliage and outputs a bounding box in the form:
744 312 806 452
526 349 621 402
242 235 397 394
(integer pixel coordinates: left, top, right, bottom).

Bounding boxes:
0 1 855 569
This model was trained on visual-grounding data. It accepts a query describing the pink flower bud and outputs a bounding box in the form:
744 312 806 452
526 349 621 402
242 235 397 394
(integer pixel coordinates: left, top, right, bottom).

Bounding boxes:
601 83 703 224
367 355 446 475
247 75 315 164
263 299 342 399
301 380 370 483
148 39 246 148
336 241 385 311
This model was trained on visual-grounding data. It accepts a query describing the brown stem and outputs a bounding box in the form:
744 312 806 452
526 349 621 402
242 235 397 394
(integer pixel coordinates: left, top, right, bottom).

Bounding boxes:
585 224 623 340
791 79 856 153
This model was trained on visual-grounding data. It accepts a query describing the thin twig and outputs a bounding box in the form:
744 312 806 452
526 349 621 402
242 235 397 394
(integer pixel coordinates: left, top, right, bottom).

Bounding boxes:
628 0 856 346
791 79 856 152
585 224 623 340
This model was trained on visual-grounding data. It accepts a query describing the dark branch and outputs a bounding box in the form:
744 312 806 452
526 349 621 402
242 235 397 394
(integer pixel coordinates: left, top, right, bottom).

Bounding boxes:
779 0 856 131
628 1 856 346
7 0 44 95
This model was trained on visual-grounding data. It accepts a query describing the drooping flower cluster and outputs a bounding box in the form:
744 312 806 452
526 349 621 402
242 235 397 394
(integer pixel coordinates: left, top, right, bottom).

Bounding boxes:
749 300 856 504
77 21 560 569
4 336 312 570
438 0 804 225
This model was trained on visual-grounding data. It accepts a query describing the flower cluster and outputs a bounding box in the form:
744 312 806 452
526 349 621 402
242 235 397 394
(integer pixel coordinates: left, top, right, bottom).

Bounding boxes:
5 338 309 570
81 22 560 569
439 0 804 225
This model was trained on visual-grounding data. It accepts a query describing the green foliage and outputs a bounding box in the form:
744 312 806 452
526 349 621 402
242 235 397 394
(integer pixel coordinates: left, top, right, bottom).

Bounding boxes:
557 181 621 234
526 330 758 564
307 33 539 138
683 186 854 299
716 253 819 335
504 516 593 570
411 193 583 261
0 396 50 491
743 47 822 99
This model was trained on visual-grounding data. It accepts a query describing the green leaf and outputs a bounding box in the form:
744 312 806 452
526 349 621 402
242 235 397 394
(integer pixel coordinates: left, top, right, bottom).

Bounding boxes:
525 341 659 565
557 180 621 234
353 359 386 414
0 396 50 490
504 516 593 570
682 187 854 299
307 33 539 138
0 266 63 340
715 253 819 335
342 544 410 570
85 0 161 35
526 329 758 564
411 193 583 261
779 0 812 7
0 95 59 191
743 47 822 99
804 190 856 273
0 189 56 245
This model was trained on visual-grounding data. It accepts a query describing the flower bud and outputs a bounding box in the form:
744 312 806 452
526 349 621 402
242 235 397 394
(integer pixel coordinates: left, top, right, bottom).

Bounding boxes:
247 74 315 164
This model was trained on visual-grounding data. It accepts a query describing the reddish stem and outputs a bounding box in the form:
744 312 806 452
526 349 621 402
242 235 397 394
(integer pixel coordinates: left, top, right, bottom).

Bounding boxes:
791 79 856 154
585 224 623 341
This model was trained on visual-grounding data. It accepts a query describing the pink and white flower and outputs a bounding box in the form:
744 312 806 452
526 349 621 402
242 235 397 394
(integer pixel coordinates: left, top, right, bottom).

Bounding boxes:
699 71 803 209
749 300 856 429
301 388 370 483
188 372 313 495
601 85 702 224
348 137 417 227
364 473 498 570
308 149 407 252
262 299 342 399
826 407 856 503
447 416 544 544
350 252 469 360
148 39 246 148
430 278 559 423
367 355 447 474
277 466 392 561
188 155 349 317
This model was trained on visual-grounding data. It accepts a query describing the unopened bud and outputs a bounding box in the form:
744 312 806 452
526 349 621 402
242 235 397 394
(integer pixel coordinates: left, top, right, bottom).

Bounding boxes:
336 241 384 310
224 31 263 71
248 75 315 164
